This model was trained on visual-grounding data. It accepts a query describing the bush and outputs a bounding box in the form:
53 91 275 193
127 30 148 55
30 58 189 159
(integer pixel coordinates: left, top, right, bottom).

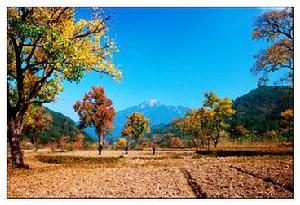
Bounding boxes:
263 130 278 140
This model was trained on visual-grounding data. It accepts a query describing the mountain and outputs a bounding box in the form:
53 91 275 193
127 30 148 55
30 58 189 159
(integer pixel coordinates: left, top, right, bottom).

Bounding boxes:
85 86 293 142
84 99 189 143
39 107 93 144
231 86 293 134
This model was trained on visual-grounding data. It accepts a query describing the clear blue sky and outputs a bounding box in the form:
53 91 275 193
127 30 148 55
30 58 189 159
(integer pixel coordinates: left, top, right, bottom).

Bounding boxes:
46 8 273 121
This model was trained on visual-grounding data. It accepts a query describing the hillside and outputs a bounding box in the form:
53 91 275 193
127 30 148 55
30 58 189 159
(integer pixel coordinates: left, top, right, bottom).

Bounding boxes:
38 108 93 144
151 86 293 139
231 86 293 134
75 87 293 143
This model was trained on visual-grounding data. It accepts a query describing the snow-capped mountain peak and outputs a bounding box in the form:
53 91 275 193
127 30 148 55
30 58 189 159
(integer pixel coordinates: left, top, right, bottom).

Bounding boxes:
140 99 160 109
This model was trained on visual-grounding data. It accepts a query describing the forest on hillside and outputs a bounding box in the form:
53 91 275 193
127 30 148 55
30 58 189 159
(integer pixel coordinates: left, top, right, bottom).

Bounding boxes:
150 86 293 148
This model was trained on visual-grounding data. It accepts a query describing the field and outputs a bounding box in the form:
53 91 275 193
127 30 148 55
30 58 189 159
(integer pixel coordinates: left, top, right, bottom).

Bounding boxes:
7 148 293 199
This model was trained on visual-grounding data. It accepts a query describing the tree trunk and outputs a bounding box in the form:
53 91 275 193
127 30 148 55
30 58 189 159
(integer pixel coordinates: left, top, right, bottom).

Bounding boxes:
98 132 104 155
125 136 129 155
213 140 218 148
8 119 27 168
207 138 210 151
30 131 38 151
214 122 221 148
192 139 199 151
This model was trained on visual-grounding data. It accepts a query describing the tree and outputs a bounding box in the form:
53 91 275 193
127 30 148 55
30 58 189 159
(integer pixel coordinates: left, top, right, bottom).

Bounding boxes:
170 137 183 148
117 138 127 150
174 92 235 149
203 92 235 148
148 141 156 155
252 8 293 86
23 104 52 150
173 109 203 149
72 134 85 150
121 126 133 153
230 125 249 141
122 112 150 148
173 108 216 149
136 136 149 150
74 86 115 155
280 108 293 139
59 135 71 151
7 7 121 167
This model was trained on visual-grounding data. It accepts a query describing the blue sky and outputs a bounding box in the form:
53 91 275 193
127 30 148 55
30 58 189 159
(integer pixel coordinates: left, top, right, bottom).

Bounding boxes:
46 8 272 121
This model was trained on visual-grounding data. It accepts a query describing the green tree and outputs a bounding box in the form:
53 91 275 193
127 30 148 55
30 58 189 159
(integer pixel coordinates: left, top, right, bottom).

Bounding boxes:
252 8 293 86
7 8 121 167
73 86 115 155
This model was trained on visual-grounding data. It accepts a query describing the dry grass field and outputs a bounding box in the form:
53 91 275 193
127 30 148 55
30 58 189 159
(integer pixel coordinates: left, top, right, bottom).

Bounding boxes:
7 147 293 199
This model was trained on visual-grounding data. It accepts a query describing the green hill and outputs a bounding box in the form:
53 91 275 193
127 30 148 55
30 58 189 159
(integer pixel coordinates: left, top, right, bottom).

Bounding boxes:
231 86 293 134
151 86 293 141
38 107 93 144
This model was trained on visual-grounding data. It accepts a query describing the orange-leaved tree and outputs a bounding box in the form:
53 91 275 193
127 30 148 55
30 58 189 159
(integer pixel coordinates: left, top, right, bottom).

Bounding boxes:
8 8 121 168
73 86 115 155
252 8 293 86
72 134 85 150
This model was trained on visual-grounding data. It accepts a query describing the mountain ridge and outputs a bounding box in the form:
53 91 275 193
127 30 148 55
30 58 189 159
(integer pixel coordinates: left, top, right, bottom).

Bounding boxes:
84 99 189 142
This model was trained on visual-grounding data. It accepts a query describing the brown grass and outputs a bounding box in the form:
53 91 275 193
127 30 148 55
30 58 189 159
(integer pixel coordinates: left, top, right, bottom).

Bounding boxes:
35 154 121 164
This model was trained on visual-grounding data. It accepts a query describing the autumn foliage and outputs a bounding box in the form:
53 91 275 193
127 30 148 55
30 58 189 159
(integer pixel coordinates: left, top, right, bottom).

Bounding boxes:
8 7 121 168
74 86 115 155
121 112 150 149
170 137 183 148
59 134 85 151
252 8 293 86
280 109 293 138
174 92 235 149
23 104 52 150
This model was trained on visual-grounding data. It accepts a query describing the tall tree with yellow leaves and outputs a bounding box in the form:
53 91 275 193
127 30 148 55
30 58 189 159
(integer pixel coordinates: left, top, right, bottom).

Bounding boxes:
8 8 121 167
122 112 150 148
203 92 235 148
